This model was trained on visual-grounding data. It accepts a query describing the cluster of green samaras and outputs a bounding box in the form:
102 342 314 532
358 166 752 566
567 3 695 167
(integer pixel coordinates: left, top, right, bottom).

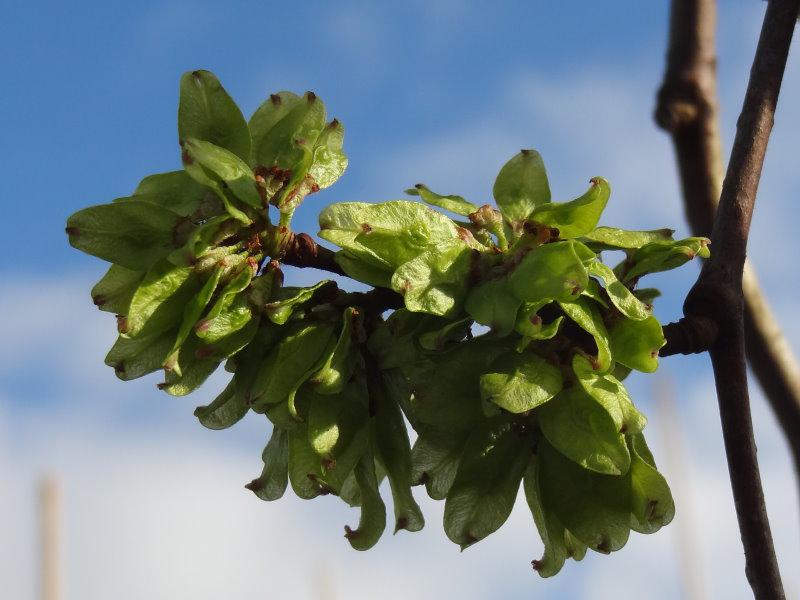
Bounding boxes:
66 70 710 576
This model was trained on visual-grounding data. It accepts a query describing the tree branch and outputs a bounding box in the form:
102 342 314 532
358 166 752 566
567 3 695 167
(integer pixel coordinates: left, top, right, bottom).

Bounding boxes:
660 315 718 356
656 0 800 509
660 0 798 596
279 230 346 276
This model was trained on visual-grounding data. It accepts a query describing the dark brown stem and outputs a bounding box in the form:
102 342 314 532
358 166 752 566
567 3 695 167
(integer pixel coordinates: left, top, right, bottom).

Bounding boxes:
660 315 718 356
662 1 798 597
279 231 346 275
656 0 800 522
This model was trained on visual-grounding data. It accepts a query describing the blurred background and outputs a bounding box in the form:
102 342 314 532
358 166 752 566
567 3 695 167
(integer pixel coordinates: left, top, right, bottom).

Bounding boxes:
1 1 799 598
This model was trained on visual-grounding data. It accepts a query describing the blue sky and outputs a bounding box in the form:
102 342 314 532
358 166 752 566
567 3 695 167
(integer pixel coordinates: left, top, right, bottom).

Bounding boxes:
1 1 799 599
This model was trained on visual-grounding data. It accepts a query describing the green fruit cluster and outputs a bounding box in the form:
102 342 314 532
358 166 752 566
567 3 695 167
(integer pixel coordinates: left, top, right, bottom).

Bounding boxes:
66 70 709 576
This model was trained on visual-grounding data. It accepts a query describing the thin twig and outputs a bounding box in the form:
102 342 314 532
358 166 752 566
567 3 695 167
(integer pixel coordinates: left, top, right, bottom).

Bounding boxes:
656 0 800 505
672 0 798 597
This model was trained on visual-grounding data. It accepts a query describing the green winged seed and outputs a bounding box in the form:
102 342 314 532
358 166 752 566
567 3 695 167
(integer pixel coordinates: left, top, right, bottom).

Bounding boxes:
572 355 647 435
410 430 469 501
105 330 175 381
306 386 370 494
464 277 522 337
408 339 506 431
582 278 609 308
307 394 345 459
309 307 359 395
391 239 472 317
200 314 259 362
308 119 348 190
531 177 610 239
288 421 327 499
418 317 472 351
248 92 303 162
524 458 577 578
250 322 337 411
538 438 631 554
305 382 368 463
608 315 665 373
581 226 674 250
178 70 250 162
246 427 290 502
514 301 550 338
197 263 257 342
263 280 334 325
194 380 248 430
493 149 551 222
345 449 387 551
319 200 459 270
508 241 589 305
620 237 710 282
588 261 650 321
628 434 675 534
181 138 262 209
125 259 200 338
66 200 184 271
405 184 478 217
251 91 325 173
164 265 223 372
373 375 425 533
168 215 239 267
558 297 612 372
228 324 285 407
515 315 563 352
159 335 220 396
196 293 254 344
479 351 563 414
334 250 394 288
443 418 532 549
91 265 144 314
133 170 214 217
537 386 631 476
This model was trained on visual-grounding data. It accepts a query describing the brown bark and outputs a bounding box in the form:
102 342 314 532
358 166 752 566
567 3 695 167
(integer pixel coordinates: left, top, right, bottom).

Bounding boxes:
656 0 800 509
658 0 799 597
